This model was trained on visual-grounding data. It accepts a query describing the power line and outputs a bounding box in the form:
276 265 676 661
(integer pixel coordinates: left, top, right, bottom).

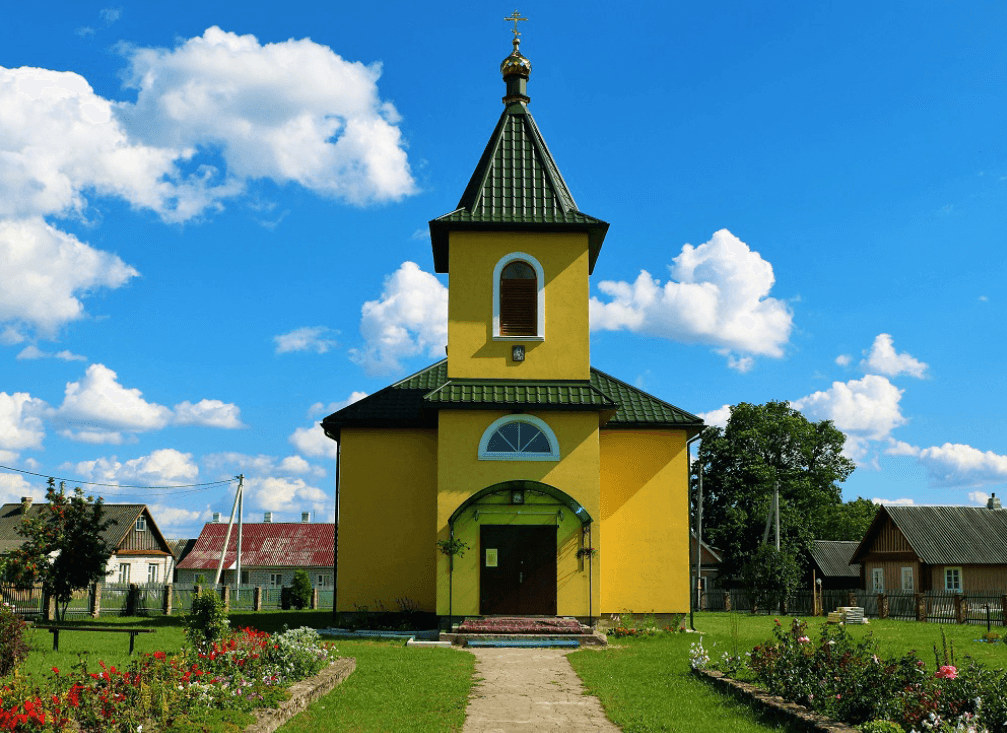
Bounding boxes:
0 464 238 490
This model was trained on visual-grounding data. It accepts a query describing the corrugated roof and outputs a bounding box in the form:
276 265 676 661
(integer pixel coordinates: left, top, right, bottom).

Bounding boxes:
850 505 1007 565
429 103 608 274
0 502 170 555
811 540 861 578
321 360 703 439
885 506 1007 564
176 522 334 570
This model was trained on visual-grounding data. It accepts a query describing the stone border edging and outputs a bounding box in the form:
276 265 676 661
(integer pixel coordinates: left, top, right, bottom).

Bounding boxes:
693 668 859 733
246 657 356 733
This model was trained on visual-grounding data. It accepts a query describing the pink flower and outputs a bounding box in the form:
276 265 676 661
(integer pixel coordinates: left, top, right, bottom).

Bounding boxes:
798 636 810 643
936 665 958 680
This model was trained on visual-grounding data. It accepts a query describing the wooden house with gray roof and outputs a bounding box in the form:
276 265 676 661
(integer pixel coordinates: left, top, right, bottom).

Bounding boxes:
850 499 1007 594
0 497 175 585
808 540 861 590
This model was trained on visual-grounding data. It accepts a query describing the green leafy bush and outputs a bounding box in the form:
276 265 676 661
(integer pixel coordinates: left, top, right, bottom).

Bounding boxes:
0 601 29 677
289 569 313 610
265 626 334 680
185 588 229 652
860 721 905 733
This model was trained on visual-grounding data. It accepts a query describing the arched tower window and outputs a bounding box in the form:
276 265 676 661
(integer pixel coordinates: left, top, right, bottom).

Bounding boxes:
478 415 560 461
493 253 545 339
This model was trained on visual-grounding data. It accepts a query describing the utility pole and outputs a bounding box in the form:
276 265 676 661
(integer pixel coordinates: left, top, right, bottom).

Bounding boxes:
214 476 243 587
235 475 243 600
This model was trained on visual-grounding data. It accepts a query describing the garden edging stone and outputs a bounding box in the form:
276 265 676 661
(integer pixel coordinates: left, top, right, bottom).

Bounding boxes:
246 657 356 733
693 668 859 733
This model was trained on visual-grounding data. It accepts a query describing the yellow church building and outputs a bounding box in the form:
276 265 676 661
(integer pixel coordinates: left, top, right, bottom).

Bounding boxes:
321 33 703 626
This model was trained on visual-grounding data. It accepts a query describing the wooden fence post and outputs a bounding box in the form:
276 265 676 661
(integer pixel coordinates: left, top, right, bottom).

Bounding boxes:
44 591 55 621
221 584 230 611
310 588 319 610
847 590 857 607
955 594 966 624
878 593 889 619
723 591 731 612
1001 596 1007 627
127 583 138 616
254 586 262 612
915 593 927 622
163 583 173 616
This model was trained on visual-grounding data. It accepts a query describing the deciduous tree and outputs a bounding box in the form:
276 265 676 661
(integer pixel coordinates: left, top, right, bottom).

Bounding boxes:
693 401 855 583
6 478 116 622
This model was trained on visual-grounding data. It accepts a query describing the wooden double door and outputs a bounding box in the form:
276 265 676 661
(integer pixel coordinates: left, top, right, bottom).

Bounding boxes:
480 525 557 615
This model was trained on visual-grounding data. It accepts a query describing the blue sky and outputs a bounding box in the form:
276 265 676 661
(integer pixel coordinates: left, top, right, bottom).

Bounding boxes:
1 1 1005 538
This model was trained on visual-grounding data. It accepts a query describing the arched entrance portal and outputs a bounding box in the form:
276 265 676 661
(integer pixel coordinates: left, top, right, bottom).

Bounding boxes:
448 481 592 616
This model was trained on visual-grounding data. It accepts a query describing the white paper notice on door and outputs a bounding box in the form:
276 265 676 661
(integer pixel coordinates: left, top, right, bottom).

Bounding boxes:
485 549 498 567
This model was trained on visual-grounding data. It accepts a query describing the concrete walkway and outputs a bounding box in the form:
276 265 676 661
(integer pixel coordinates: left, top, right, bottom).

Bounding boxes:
462 647 621 733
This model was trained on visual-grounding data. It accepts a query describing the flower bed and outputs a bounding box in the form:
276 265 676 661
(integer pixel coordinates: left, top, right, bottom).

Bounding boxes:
691 617 1007 733
0 625 339 732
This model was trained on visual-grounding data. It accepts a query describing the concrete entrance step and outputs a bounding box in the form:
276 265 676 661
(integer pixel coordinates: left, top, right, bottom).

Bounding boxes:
467 639 580 649
441 632 607 647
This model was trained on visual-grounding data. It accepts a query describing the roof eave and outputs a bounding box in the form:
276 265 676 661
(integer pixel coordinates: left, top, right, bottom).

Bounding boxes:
429 218 608 274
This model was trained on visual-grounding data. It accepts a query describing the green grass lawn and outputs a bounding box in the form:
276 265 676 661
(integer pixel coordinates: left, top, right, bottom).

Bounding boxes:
276 640 474 733
568 612 1007 733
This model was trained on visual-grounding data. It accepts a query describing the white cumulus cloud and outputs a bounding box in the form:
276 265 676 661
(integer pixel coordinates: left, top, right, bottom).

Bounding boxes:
173 399 244 429
791 375 907 461
697 404 732 429
0 392 48 453
349 261 448 376
52 364 172 443
861 333 927 378
16 346 87 361
290 424 338 460
274 326 338 354
872 497 915 506
914 443 1007 487
74 448 199 484
243 476 329 517
590 229 792 368
117 26 415 206
0 218 138 339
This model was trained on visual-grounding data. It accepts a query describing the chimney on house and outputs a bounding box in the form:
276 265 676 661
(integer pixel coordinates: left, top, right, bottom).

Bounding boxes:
301 512 310 523
263 511 273 523
212 512 221 523
988 493 1002 510
20 496 32 515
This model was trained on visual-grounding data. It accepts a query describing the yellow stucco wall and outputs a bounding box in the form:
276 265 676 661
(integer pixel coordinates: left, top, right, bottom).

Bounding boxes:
336 428 438 612
436 409 600 616
446 230 591 380
599 429 690 614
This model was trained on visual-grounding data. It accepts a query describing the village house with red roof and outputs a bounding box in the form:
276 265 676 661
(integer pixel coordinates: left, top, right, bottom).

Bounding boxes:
175 512 334 591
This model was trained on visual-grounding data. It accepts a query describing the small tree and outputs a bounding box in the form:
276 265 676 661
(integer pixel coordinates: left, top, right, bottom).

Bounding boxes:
741 544 801 612
6 478 116 622
289 569 313 610
185 589 229 651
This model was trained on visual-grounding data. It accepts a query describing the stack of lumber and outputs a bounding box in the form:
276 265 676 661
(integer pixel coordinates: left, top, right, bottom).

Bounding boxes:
827 606 868 624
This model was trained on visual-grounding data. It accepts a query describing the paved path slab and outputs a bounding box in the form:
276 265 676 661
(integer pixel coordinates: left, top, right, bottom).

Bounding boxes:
462 647 621 733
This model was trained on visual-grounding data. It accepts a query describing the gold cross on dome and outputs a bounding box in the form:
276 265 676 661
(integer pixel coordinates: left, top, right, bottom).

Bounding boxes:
504 10 528 39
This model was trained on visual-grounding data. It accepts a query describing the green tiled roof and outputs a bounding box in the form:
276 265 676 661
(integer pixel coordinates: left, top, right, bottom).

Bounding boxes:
424 380 617 410
320 360 703 439
590 368 704 427
853 505 1007 565
429 103 608 274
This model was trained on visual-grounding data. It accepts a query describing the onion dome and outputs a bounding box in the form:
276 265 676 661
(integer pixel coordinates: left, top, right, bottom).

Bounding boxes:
501 37 531 105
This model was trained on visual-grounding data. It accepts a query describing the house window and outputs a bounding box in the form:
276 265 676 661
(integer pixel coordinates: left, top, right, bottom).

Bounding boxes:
478 415 560 461
945 567 962 592
148 564 158 584
135 516 146 532
871 567 884 592
270 573 283 588
316 574 331 587
493 253 544 339
118 563 130 585
241 571 250 585
901 567 914 591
